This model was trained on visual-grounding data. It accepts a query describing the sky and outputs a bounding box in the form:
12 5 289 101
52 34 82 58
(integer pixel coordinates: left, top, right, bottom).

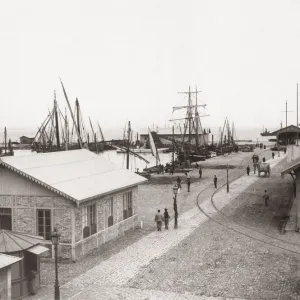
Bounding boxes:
1 0 300 139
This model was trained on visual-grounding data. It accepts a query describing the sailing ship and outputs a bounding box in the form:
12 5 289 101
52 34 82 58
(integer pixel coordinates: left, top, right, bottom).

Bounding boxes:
31 81 112 154
0 127 14 157
170 86 210 165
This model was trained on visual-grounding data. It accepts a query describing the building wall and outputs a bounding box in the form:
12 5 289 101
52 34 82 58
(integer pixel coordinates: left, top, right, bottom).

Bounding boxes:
0 167 74 257
0 267 9 300
74 186 139 260
19 137 34 144
0 167 141 261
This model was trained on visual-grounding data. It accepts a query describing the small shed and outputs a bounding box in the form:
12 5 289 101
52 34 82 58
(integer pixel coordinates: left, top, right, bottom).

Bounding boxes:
268 125 300 145
0 253 22 300
0 230 49 299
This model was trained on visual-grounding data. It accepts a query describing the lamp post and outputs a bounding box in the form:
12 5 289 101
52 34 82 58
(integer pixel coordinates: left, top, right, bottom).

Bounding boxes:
51 227 60 300
226 164 229 193
173 185 179 229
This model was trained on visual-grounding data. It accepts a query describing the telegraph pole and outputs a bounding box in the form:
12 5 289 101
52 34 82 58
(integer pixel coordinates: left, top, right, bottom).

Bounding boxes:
281 101 293 146
297 83 299 146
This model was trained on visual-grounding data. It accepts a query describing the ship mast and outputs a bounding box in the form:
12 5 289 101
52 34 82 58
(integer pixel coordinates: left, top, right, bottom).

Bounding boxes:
60 79 83 149
126 121 131 170
54 91 61 150
4 127 7 155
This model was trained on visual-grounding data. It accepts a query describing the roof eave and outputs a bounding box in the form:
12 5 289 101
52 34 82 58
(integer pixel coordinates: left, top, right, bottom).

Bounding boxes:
0 160 77 204
77 179 147 205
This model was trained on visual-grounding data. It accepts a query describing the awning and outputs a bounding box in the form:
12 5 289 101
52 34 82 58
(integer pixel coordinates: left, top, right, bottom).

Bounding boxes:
281 156 300 176
26 245 49 255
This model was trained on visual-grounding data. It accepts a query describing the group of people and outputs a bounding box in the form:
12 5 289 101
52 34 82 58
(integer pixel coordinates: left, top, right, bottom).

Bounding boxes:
154 209 170 231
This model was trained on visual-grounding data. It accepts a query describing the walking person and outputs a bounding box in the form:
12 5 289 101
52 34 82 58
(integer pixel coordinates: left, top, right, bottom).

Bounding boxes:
176 176 182 189
272 152 275 159
199 166 202 178
213 175 217 188
163 208 170 230
246 165 250 176
154 210 163 231
169 166 174 175
263 190 270 207
187 177 191 192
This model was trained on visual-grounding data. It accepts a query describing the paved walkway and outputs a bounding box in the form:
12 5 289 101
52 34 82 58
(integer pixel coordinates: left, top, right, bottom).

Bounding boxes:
34 152 288 300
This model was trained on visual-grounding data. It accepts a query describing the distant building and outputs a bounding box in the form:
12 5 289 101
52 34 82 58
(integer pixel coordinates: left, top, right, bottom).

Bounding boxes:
19 136 34 145
265 125 300 145
0 149 147 261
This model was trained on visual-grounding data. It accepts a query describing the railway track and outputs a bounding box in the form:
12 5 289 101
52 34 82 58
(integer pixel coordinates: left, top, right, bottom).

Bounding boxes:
196 149 300 255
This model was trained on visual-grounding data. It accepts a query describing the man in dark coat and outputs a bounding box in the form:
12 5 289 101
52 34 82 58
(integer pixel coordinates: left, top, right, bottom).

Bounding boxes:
214 175 217 188
246 165 250 176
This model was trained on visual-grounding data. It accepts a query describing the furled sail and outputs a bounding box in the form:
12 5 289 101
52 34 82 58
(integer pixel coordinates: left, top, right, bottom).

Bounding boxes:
148 128 160 165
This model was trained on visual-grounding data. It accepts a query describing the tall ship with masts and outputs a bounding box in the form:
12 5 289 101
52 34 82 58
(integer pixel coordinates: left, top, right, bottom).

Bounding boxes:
0 127 14 157
31 80 113 154
170 86 211 165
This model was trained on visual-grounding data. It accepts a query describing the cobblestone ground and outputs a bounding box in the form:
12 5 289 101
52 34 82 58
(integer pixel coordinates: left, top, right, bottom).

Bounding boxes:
28 149 274 300
128 153 300 300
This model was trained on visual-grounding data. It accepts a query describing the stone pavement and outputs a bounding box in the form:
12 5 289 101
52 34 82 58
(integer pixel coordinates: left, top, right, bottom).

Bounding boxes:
32 151 290 300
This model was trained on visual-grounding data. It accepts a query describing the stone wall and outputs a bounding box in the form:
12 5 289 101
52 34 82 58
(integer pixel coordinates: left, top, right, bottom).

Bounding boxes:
74 186 139 260
0 194 74 244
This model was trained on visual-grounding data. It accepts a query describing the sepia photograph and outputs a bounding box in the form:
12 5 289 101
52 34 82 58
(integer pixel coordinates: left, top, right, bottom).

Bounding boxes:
0 0 300 299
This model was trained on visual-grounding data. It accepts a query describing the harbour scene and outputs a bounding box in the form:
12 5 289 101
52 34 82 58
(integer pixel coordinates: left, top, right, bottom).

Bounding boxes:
2 1 300 300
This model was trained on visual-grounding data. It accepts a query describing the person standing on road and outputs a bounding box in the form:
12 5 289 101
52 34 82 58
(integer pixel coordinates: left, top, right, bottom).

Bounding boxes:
246 165 250 176
176 176 182 189
213 175 217 188
187 177 191 192
163 208 170 230
154 210 163 231
272 152 275 159
199 166 202 178
263 190 270 207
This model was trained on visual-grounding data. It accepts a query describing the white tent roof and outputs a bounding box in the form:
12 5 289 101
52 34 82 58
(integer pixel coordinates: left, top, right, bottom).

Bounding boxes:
0 149 147 203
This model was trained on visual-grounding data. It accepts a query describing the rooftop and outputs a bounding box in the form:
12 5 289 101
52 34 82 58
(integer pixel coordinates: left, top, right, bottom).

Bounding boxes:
0 253 22 269
0 149 147 203
0 230 47 253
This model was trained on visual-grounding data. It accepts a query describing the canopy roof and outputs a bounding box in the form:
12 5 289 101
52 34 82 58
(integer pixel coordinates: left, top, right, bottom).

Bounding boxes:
0 253 22 269
281 156 300 176
269 125 300 136
0 230 47 253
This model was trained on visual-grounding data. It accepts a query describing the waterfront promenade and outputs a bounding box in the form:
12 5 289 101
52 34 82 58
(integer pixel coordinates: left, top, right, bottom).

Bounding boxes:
29 150 300 300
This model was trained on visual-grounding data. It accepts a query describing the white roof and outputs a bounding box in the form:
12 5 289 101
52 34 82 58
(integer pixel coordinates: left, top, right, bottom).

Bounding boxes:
0 253 22 269
0 149 147 203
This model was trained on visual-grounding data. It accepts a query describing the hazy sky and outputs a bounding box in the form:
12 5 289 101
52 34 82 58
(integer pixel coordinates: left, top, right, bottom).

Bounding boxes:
1 0 300 135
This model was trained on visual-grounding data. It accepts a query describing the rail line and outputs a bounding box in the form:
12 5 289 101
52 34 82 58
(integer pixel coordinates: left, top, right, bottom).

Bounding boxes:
196 150 300 255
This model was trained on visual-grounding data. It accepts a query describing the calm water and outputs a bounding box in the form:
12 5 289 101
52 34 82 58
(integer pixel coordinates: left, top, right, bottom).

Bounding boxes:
13 149 173 170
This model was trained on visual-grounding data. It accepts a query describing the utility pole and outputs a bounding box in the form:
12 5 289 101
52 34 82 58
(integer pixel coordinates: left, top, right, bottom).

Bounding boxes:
281 101 293 146
227 164 229 193
172 125 175 167
297 83 299 146
4 127 7 155
126 121 131 170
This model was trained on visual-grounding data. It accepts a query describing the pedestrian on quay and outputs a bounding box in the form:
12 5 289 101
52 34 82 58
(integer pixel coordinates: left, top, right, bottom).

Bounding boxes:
199 166 202 178
187 177 191 192
195 162 199 169
213 175 217 188
164 208 170 230
272 152 275 159
176 176 182 189
263 190 270 207
246 165 250 176
169 167 174 175
154 209 163 231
